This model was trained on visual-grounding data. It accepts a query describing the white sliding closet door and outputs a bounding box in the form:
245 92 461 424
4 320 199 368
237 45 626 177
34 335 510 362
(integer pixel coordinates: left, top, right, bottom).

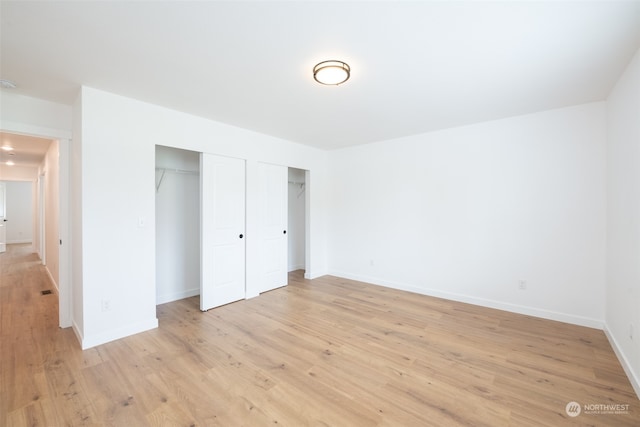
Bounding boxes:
258 162 288 293
200 153 246 311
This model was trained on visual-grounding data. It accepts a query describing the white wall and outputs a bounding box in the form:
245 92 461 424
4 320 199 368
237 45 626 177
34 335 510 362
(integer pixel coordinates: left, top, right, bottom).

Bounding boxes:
71 94 84 337
0 91 73 329
605 48 640 397
288 167 306 272
0 92 72 136
328 102 607 328
40 140 60 290
155 146 200 304
0 165 38 181
4 181 33 243
76 86 328 348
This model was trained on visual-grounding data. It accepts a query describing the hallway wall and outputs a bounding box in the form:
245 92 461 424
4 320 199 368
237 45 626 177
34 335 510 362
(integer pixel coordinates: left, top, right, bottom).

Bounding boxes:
40 140 60 289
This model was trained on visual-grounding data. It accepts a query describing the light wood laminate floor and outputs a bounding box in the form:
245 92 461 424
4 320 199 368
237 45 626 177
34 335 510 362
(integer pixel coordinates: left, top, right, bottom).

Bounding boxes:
1 244 639 426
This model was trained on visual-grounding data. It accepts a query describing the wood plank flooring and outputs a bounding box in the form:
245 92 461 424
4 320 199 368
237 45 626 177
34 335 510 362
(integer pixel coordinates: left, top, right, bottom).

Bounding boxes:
1 243 639 426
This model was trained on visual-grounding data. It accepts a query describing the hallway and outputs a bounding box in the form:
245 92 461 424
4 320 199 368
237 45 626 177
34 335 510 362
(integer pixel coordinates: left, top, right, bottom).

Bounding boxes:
0 244 68 424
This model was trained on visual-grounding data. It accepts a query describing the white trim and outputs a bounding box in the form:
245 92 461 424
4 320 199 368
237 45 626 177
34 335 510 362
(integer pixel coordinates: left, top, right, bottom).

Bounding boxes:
329 270 604 329
58 138 71 329
7 239 32 244
304 169 311 281
38 173 46 266
305 270 326 280
156 288 199 305
604 325 640 399
48 274 69 328
81 318 159 350
288 264 305 273
44 265 59 293
0 123 71 332
72 319 84 347
0 120 71 140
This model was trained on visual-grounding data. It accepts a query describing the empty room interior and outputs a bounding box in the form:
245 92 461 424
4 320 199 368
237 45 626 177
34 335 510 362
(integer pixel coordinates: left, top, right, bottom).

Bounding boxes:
1 1 639 426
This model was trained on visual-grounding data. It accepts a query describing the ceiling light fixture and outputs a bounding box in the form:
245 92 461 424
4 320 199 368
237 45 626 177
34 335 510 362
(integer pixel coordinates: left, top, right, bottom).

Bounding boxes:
1 146 14 151
313 60 350 85
0 79 17 89
6 160 14 166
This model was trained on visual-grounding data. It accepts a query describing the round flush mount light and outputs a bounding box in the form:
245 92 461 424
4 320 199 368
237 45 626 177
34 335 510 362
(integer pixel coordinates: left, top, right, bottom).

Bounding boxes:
0 79 17 89
313 60 350 85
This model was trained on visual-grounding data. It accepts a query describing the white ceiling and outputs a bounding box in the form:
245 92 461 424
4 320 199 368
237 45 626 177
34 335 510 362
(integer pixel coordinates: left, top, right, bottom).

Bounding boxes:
1 1 639 150
0 132 51 168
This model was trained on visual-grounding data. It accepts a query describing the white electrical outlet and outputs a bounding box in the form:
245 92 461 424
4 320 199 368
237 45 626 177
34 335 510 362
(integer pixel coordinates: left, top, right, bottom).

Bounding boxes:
518 280 527 290
370 259 374 267
630 323 634 340
101 299 111 312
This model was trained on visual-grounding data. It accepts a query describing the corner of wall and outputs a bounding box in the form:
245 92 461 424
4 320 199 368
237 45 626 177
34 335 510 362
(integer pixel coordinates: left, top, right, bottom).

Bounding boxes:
81 318 158 350
604 46 640 400
604 325 640 399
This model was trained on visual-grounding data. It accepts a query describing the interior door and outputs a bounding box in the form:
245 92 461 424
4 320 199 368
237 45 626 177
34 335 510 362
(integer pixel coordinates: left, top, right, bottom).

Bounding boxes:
258 162 288 293
200 153 246 311
0 182 6 253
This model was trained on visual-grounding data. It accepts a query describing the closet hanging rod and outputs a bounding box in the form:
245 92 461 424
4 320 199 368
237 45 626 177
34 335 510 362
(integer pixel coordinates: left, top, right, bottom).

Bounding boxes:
288 180 306 199
155 167 198 192
156 167 198 175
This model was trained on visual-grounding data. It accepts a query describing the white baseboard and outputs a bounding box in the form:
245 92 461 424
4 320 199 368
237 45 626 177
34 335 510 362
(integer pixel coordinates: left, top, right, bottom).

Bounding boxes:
81 318 158 350
72 320 83 348
156 288 199 305
7 239 32 244
44 266 59 293
288 264 305 273
304 269 326 280
328 271 640 393
603 325 640 399
328 270 604 329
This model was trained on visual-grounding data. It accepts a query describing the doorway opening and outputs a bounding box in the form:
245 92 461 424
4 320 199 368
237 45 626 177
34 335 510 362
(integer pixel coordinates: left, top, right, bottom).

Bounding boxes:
0 130 68 327
287 167 306 275
0 180 34 250
155 145 201 305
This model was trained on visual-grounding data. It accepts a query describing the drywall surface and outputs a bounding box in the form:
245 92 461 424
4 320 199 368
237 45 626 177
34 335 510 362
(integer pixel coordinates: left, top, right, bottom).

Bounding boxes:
328 102 606 328
42 140 60 289
77 86 328 348
606 48 640 397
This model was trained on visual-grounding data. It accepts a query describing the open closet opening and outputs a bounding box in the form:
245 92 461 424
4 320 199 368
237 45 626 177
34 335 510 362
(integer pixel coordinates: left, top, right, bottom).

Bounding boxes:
155 145 200 305
287 167 306 275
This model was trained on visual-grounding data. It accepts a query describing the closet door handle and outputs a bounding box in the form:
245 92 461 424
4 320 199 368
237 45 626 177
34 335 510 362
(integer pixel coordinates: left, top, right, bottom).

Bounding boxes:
239 234 244 239
283 230 287 234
